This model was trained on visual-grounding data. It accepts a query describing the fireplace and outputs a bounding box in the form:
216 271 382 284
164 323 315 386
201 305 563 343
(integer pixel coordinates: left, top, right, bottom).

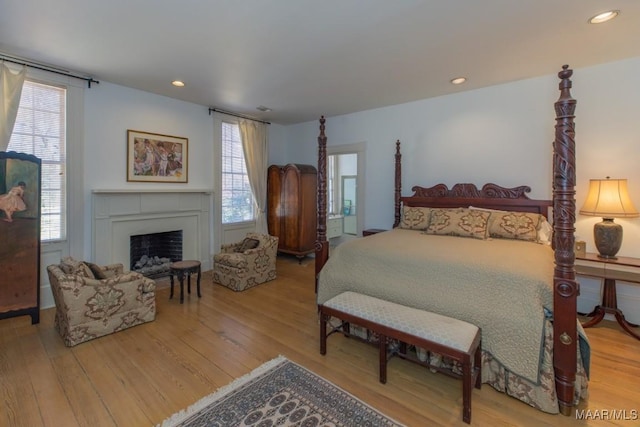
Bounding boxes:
130 230 183 277
92 190 212 271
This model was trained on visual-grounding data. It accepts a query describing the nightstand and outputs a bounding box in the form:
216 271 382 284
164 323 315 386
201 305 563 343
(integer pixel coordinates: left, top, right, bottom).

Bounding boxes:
362 228 387 237
575 253 640 340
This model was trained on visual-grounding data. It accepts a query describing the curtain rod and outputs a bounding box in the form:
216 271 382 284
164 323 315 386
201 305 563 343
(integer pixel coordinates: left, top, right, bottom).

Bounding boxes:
1 53 99 88
208 107 271 125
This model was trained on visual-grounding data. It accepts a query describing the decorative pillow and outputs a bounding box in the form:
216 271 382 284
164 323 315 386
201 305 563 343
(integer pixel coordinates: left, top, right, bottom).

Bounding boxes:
488 211 543 242
469 206 552 244
234 237 260 253
59 256 94 278
399 206 431 230
84 261 108 279
425 208 489 239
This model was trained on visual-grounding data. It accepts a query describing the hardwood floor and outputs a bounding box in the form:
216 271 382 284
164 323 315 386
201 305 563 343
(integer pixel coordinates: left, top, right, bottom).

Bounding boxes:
1 255 639 426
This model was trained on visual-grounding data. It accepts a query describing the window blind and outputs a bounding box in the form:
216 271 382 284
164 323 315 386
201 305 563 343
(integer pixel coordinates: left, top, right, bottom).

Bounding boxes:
8 80 67 241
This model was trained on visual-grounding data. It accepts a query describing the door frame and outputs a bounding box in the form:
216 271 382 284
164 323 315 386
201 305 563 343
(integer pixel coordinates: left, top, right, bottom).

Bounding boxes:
327 142 366 237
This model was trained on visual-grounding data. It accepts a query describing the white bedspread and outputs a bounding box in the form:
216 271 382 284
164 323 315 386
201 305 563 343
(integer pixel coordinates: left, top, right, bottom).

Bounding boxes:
317 228 555 383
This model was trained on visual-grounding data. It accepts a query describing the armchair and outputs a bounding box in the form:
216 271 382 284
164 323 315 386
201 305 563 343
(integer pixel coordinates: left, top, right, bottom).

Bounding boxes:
46 257 156 347
212 232 278 291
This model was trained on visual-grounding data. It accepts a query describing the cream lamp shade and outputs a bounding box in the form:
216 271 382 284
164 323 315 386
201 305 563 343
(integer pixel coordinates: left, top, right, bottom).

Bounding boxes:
579 178 639 259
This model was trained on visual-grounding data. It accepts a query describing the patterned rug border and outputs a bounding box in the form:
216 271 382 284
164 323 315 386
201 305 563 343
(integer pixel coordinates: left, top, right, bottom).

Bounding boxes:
156 355 405 427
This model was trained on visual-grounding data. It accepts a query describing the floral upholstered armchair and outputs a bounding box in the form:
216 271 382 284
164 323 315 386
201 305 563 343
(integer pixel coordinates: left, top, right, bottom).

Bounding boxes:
212 232 278 291
46 257 156 347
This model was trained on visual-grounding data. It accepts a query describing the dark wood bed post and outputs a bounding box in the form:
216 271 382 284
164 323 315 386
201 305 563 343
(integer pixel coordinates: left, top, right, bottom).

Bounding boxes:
315 116 329 293
393 140 402 228
552 65 578 416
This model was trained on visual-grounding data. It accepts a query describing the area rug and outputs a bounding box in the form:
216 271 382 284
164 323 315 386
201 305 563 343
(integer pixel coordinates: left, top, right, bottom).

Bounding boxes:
157 355 404 427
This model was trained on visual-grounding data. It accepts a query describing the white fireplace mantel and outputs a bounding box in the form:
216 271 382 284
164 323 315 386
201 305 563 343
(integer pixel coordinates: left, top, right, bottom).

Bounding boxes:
92 189 212 271
92 189 212 194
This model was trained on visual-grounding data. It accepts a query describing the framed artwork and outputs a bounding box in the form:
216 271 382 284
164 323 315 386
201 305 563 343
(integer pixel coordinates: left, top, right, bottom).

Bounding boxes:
127 130 188 183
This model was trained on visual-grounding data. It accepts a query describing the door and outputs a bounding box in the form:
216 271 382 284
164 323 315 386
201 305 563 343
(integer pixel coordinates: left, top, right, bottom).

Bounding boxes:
342 175 357 235
327 145 365 240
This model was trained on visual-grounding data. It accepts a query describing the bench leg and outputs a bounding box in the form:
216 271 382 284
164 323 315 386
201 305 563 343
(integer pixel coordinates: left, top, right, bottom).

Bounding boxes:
320 312 327 355
462 358 472 424
379 334 387 384
474 341 482 389
399 341 407 356
342 321 350 336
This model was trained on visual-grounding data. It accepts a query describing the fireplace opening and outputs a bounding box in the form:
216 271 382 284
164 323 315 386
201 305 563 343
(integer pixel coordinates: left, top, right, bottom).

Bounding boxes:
130 230 183 278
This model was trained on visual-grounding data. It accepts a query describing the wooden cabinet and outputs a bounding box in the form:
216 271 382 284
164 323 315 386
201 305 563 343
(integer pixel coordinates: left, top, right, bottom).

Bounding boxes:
267 164 317 260
0 151 41 324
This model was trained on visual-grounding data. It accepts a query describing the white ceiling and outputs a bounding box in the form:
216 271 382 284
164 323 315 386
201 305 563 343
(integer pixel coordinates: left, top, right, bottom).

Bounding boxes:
1 1 639 125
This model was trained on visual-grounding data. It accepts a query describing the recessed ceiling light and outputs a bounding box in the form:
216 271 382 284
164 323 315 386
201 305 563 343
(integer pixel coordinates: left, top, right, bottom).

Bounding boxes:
257 105 272 112
450 77 467 85
588 10 619 24
171 80 185 87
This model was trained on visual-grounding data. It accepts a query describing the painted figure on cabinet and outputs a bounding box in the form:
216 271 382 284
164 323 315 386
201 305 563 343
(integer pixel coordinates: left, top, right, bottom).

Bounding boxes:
0 155 38 222
0 180 27 222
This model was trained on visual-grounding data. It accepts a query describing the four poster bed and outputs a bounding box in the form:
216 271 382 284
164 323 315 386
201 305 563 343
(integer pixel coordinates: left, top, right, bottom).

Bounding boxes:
314 65 588 415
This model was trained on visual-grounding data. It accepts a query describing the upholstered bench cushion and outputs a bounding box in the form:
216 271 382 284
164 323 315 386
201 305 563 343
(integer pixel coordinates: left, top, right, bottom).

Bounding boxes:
323 291 478 352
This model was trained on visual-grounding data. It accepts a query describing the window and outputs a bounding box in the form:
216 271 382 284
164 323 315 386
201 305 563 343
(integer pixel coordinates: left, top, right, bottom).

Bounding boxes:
221 122 254 223
8 80 67 241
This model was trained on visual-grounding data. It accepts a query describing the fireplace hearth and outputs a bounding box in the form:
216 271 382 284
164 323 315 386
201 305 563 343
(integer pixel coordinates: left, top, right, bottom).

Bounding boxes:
130 230 182 278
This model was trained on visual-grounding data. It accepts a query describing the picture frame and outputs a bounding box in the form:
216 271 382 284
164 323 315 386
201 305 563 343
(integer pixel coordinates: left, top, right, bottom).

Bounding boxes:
127 130 188 183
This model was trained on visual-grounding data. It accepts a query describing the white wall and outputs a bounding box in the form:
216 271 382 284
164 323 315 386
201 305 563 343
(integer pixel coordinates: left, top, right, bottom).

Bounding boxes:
283 57 640 323
83 81 286 261
268 125 289 166
572 58 640 257
83 82 215 261
285 57 640 257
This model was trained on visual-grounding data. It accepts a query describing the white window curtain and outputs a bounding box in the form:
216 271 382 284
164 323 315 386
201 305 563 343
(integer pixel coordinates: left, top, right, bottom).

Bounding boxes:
238 119 268 234
0 64 26 151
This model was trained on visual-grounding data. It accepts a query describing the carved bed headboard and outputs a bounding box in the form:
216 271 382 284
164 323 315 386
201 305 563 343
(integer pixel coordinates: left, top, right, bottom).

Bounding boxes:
394 182 553 228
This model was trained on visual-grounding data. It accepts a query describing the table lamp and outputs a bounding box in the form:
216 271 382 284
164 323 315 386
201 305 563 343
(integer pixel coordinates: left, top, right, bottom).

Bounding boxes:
579 177 639 259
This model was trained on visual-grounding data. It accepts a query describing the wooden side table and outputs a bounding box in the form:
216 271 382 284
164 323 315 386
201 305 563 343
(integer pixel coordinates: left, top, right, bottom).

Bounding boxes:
169 260 202 304
575 253 640 340
362 228 387 237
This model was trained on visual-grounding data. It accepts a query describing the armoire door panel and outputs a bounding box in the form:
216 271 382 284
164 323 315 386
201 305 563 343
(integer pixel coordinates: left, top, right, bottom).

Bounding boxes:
267 166 282 240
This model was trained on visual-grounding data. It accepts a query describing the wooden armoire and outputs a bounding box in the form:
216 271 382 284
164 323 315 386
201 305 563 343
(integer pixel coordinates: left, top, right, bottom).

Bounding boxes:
267 164 317 260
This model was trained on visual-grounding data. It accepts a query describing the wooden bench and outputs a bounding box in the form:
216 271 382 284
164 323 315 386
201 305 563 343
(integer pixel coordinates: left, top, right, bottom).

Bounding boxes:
319 291 482 424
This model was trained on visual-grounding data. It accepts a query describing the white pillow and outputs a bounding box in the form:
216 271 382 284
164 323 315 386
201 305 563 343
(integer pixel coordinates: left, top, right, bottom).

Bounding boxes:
537 219 553 245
